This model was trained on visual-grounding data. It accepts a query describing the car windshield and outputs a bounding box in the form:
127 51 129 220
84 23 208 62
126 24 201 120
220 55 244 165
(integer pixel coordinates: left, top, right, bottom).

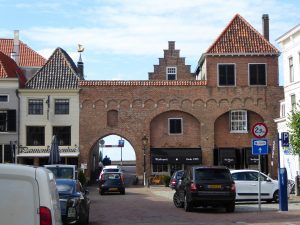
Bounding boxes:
195 169 231 181
56 182 74 194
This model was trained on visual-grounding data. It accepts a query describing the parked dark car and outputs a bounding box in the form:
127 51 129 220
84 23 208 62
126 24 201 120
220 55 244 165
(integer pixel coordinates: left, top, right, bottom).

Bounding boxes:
56 179 90 225
174 166 236 212
99 172 125 195
169 170 184 189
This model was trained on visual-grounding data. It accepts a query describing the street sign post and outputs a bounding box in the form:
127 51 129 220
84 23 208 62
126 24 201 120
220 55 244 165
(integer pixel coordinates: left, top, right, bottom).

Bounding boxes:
281 132 289 147
252 138 268 212
252 122 268 138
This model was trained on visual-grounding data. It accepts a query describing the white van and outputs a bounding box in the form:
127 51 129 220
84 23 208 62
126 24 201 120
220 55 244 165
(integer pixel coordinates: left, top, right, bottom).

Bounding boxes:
0 164 62 225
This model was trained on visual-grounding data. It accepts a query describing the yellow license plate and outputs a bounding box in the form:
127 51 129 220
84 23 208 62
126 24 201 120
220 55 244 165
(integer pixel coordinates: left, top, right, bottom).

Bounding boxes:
109 188 118 191
208 184 222 189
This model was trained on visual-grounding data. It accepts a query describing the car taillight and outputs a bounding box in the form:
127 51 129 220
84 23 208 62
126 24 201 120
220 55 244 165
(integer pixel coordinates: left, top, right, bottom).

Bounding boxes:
190 182 197 192
170 179 176 185
230 182 236 193
40 206 52 225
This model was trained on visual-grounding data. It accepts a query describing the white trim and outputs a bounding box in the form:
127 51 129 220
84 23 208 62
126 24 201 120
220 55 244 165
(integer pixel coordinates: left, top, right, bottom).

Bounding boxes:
168 117 183 135
166 66 177 80
248 63 267 86
0 94 9 103
230 110 248 133
217 63 236 87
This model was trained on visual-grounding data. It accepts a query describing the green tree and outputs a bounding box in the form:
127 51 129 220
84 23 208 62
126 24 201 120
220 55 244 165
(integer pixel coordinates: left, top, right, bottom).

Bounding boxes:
288 106 300 155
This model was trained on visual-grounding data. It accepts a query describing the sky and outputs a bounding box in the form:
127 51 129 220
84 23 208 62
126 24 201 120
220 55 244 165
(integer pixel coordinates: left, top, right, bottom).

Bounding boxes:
1 0 300 160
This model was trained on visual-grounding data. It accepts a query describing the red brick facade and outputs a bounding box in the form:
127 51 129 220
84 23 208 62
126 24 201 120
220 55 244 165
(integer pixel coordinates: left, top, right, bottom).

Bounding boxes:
79 15 284 181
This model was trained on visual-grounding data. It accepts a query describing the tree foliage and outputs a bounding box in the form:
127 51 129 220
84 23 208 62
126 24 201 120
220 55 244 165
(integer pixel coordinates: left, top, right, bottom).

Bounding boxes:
287 107 300 155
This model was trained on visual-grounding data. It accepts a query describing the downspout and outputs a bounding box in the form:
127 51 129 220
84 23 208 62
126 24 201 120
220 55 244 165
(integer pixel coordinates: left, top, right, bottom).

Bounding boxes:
15 88 20 164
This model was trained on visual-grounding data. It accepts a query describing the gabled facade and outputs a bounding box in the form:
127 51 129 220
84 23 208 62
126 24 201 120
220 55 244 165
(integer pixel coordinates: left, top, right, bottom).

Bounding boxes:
276 24 300 180
79 14 283 182
17 48 81 166
0 52 25 163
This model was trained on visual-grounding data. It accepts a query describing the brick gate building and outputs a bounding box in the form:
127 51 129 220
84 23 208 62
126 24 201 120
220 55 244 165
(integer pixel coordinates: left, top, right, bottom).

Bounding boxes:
79 14 283 182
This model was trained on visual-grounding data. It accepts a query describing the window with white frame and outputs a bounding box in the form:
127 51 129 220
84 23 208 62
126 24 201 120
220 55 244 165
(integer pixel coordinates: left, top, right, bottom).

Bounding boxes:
28 99 43 115
0 110 16 132
230 110 247 133
55 99 69 114
280 102 286 118
0 95 8 102
166 67 177 80
289 57 294 83
291 94 296 112
168 118 182 134
218 64 235 86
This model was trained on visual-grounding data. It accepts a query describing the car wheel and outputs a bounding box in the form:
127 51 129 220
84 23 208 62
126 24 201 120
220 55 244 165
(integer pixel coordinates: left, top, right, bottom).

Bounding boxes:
100 190 105 195
173 192 184 208
273 190 279 203
184 194 193 212
225 201 235 213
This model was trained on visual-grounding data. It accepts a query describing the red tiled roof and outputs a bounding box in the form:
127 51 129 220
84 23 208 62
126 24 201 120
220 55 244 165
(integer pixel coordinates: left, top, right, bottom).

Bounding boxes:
79 80 207 87
206 14 279 55
0 39 46 67
0 51 26 87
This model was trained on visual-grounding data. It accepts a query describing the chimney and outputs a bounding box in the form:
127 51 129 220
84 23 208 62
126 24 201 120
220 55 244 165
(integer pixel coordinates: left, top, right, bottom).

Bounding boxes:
12 30 20 65
77 53 84 80
168 41 175 50
262 14 269 41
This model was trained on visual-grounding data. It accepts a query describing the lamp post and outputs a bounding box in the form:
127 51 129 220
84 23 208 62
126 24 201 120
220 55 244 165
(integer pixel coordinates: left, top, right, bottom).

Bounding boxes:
142 135 148 186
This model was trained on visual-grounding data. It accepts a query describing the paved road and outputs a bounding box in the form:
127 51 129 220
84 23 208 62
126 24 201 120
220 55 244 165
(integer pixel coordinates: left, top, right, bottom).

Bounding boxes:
88 184 300 225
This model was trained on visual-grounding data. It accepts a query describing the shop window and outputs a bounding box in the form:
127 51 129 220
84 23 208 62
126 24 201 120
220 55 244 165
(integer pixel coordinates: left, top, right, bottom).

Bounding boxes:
0 110 16 132
152 164 168 173
218 64 235 86
0 144 14 163
249 64 266 85
26 126 45 146
53 126 71 146
166 67 177 80
55 99 69 114
28 99 43 115
230 110 247 133
0 95 8 102
168 118 182 134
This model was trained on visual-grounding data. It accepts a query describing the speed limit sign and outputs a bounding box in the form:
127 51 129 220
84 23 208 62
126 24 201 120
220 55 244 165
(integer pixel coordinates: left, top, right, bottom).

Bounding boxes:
252 122 268 138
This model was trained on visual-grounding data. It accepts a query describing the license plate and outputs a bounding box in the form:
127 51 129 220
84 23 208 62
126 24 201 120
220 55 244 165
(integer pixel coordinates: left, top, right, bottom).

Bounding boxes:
109 188 118 191
67 207 76 218
208 184 222 189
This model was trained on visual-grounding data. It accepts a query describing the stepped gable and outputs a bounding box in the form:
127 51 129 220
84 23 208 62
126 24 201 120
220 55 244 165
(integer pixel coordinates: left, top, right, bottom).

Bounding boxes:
206 14 279 55
0 39 46 67
26 47 79 89
0 51 26 87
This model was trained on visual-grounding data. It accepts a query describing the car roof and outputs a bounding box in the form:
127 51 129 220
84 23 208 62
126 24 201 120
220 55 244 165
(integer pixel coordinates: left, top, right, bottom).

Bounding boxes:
193 166 229 170
230 169 260 173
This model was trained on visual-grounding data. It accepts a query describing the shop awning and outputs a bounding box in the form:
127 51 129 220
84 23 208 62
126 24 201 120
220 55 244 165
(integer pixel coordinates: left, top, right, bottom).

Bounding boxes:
151 148 202 164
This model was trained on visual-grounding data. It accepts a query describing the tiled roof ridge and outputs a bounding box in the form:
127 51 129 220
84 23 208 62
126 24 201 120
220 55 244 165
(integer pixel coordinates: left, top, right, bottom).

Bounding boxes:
0 51 9 78
206 14 279 54
79 80 207 86
26 47 79 86
19 40 47 62
56 47 79 76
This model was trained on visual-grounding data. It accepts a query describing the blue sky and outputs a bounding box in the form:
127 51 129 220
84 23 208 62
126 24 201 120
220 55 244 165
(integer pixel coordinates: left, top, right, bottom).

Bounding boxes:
1 0 300 160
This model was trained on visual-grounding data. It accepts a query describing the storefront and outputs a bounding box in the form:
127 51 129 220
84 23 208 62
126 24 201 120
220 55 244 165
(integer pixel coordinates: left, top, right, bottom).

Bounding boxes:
214 148 268 174
151 148 202 176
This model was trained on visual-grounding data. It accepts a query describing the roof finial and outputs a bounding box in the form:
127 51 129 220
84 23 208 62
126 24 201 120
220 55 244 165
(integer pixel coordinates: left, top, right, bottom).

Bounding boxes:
77 44 85 53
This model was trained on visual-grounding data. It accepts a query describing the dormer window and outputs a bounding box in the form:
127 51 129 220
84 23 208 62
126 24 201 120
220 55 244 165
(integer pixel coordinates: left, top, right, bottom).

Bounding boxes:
166 67 177 80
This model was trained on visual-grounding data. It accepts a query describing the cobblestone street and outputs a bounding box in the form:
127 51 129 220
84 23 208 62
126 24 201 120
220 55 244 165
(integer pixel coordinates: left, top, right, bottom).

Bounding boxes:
88 184 300 225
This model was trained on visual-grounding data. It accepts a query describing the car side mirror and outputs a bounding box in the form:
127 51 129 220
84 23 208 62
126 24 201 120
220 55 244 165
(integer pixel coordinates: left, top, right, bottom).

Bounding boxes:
266 178 272 182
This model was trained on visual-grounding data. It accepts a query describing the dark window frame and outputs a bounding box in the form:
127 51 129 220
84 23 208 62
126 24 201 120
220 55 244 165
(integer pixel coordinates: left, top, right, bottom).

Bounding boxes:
55 99 70 115
28 99 44 115
26 126 45 146
168 118 183 134
53 126 71 146
249 63 266 86
0 110 16 132
218 64 235 86
0 95 8 102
